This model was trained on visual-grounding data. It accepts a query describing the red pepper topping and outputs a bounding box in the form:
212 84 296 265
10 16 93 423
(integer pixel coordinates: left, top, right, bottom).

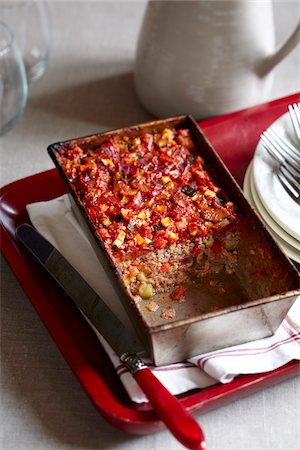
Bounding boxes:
56 128 238 259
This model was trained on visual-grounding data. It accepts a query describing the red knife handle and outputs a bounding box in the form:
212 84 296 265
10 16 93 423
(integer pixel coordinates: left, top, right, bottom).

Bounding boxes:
121 353 206 449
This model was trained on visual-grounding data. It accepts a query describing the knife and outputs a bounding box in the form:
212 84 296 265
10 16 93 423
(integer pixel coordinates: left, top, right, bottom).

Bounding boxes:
16 224 206 450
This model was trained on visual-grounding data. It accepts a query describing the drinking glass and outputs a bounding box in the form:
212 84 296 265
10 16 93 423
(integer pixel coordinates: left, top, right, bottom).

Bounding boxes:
0 21 28 136
1 1 52 83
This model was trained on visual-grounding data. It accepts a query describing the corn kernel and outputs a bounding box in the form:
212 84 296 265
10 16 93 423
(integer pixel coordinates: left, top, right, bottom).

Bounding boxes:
123 277 130 286
101 217 111 227
156 204 165 212
137 211 147 220
204 189 216 197
162 128 175 142
157 138 168 148
112 230 126 248
168 231 179 241
120 208 129 219
112 238 122 248
101 158 115 168
135 233 145 245
161 217 172 227
162 176 171 184
100 204 109 213
165 181 174 190
121 196 129 205
123 156 137 164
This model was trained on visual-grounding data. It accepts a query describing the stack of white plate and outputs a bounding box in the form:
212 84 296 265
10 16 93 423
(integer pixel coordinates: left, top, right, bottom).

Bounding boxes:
243 111 300 263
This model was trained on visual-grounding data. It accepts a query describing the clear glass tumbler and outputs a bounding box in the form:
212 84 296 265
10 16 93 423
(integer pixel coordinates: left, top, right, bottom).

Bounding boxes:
0 21 28 136
1 1 52 83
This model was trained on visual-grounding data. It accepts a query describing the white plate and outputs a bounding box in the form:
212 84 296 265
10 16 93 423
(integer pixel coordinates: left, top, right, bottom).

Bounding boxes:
243 162 300 263
252 111 300 241
250 167 300 251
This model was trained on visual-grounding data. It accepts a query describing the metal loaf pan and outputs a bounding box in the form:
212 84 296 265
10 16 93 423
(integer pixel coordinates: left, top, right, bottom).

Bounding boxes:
48 116 300 366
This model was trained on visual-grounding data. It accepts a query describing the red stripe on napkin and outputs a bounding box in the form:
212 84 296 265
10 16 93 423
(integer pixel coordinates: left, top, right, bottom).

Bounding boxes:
198 330 300 370
285 315 300 334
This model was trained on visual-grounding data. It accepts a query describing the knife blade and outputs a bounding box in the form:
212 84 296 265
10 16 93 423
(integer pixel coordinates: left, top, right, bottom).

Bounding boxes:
16 223 206 450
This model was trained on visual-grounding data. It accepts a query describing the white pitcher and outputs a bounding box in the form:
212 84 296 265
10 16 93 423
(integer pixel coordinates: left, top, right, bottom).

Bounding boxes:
134 0 300 118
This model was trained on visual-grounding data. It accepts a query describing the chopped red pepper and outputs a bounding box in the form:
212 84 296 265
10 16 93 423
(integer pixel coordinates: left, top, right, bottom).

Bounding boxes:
160 262 170 272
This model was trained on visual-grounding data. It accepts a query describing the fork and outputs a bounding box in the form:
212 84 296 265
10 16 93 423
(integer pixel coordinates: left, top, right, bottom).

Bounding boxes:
260 127 300 204
288 102 300 141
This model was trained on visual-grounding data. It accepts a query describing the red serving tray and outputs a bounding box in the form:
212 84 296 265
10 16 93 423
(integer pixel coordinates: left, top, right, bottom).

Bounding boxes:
1 93 300 435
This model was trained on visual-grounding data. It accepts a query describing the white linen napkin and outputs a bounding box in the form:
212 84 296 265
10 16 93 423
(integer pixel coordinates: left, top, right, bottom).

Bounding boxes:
27 195 300 403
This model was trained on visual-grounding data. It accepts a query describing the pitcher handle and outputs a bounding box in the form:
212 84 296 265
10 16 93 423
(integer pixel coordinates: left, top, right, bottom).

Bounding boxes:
257 20 300 76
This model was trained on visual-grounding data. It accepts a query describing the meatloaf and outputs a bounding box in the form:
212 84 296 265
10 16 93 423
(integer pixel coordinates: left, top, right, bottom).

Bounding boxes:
56 127 241 312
